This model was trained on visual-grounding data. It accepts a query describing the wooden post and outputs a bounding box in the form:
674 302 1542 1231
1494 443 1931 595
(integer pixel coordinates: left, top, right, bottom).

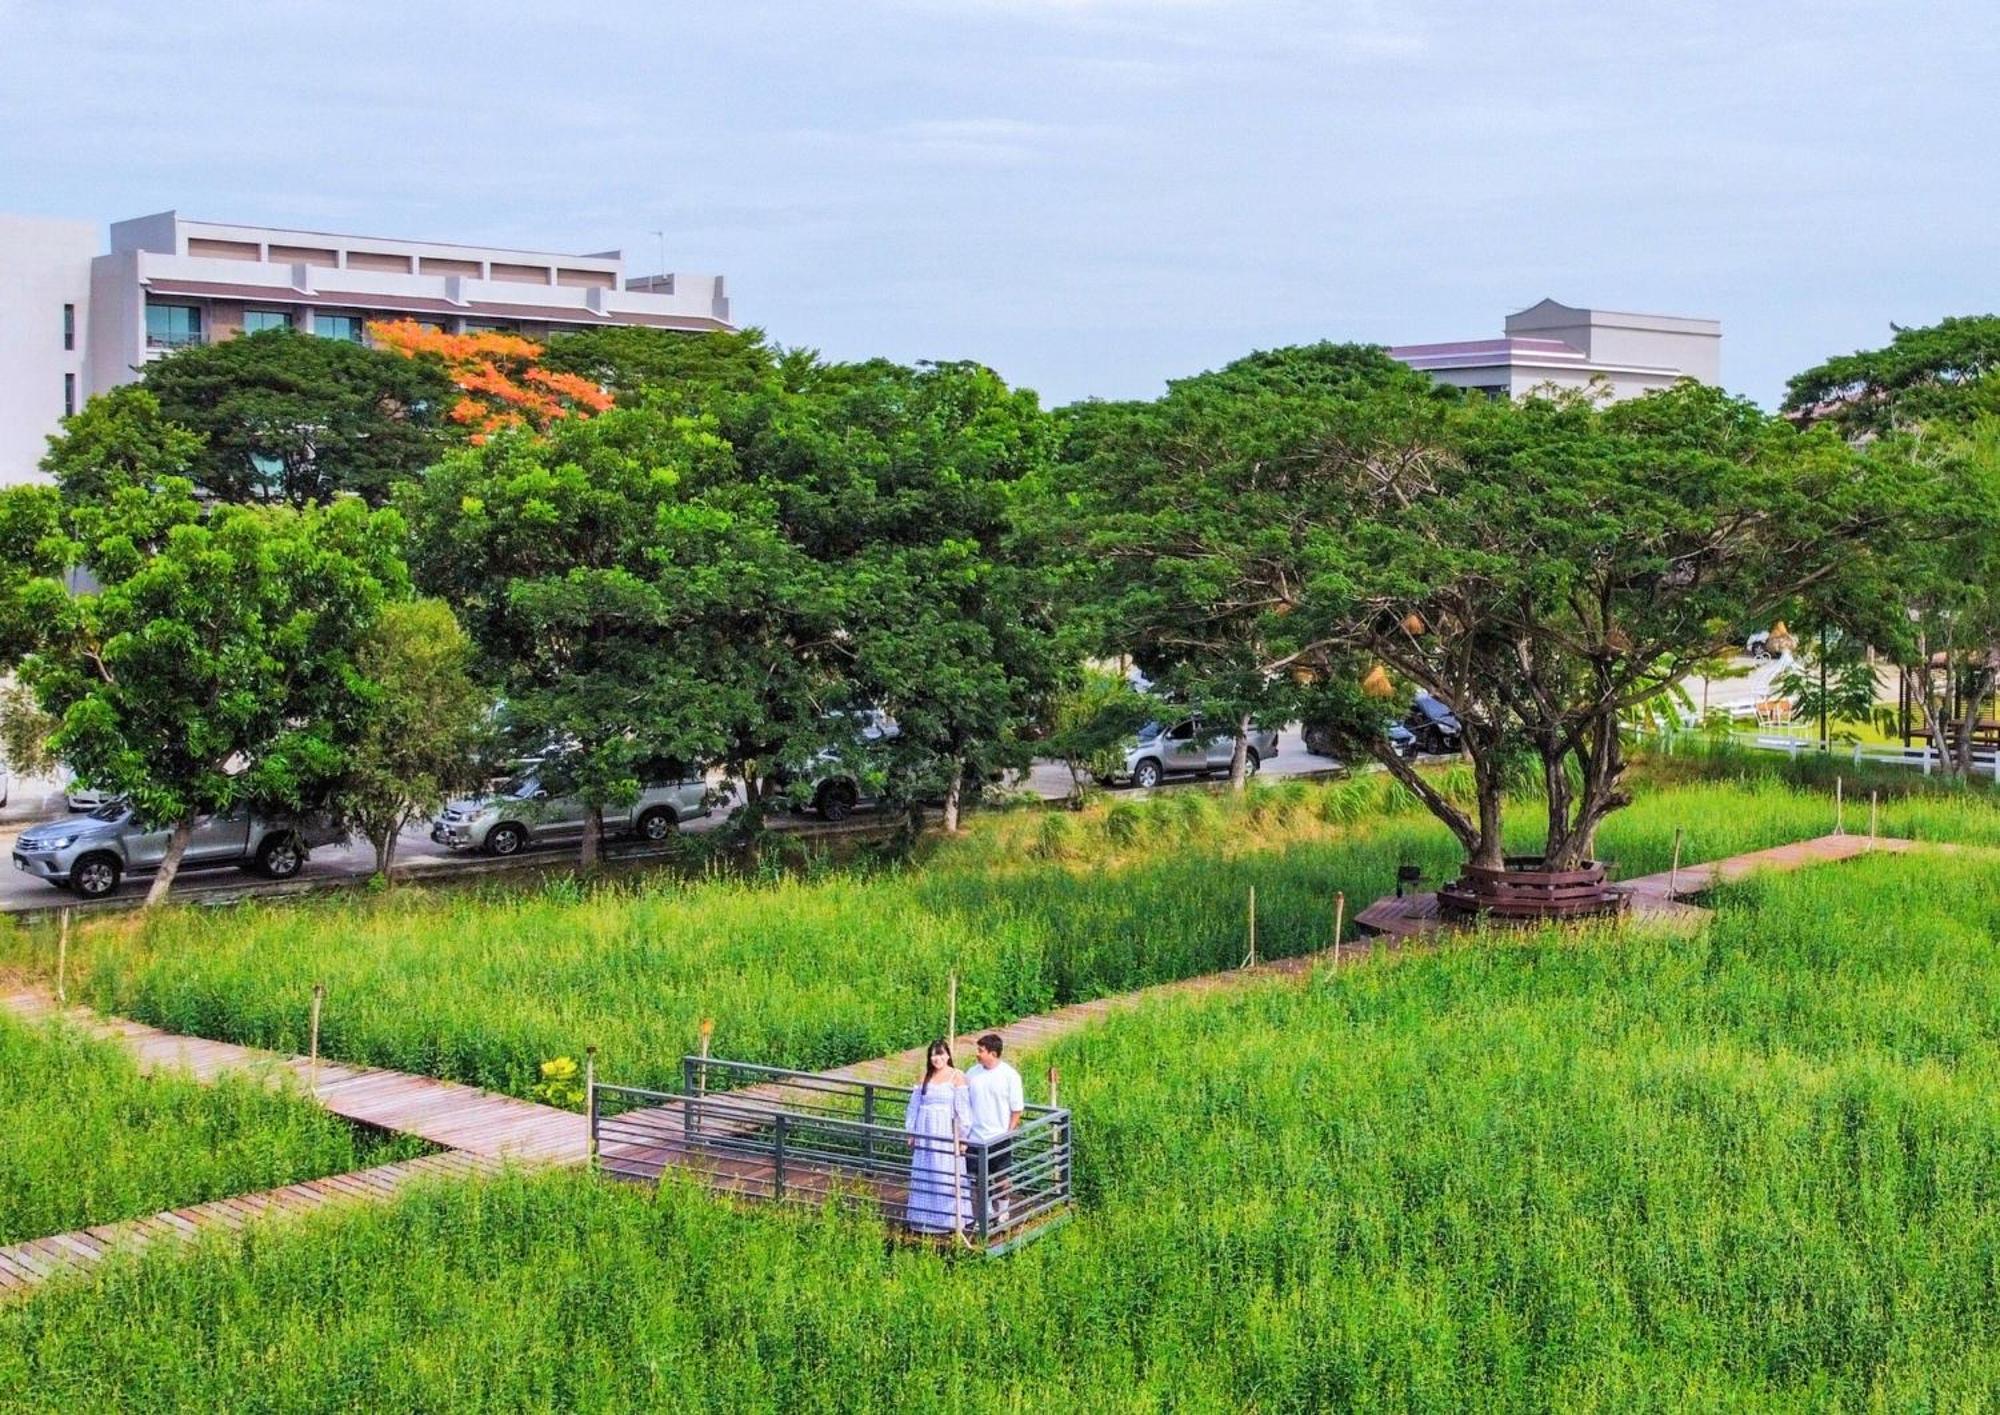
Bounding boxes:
1048 1066 1059 1108
308 983 324 1095
55 909 70 1010
1869 791 1878 850
697 1017 713 1097
1332 891 1346 970
1835 776 1844 835
1668 827 1684 901
948 970 958 1046
1245 885 1258 968
585 1044 599 1170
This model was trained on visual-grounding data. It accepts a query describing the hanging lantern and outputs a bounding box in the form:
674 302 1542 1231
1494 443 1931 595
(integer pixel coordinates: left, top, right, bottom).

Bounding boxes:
1401 612 1427 636
1361 663 1394 699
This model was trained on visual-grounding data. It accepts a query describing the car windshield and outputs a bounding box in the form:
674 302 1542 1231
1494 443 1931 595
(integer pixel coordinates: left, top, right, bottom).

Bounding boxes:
87 802 129 823
1136 721 1163 742
496 776 538 799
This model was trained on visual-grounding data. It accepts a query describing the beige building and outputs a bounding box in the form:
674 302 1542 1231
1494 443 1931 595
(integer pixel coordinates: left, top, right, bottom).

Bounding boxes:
0 210 734 484
1390 299 1720 401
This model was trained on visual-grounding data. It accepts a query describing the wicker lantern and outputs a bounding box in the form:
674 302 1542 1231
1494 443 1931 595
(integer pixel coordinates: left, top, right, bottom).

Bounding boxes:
1361 663 1395 699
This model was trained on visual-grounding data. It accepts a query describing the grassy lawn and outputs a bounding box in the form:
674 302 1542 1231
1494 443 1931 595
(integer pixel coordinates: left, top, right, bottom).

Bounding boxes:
4 848 1997 1408
0 1011 424 1246
3 770 1997 1102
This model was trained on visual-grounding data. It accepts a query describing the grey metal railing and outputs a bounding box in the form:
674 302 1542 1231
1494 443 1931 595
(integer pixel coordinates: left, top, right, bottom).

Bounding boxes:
589 1056 1073 1255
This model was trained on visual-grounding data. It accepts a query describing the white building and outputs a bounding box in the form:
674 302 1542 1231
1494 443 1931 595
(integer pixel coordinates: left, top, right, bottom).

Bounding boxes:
1390 298 1720 402
0 211 734 485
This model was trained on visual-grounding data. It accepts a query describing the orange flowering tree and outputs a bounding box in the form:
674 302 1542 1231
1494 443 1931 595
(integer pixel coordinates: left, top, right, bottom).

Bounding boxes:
368 320 612 442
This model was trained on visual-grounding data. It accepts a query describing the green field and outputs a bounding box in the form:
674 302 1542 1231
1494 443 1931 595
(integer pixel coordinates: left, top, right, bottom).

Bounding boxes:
5 848 1998 1409
5 770 1998 1103
0 1011 422 1246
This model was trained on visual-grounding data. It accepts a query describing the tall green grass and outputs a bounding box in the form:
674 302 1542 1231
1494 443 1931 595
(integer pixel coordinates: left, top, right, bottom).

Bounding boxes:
5 850 1998 1408
0 1011 422 1245
4 773 1997 1101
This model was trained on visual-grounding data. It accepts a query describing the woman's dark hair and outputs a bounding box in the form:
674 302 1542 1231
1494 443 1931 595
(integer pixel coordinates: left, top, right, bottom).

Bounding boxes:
919 1038 952 1094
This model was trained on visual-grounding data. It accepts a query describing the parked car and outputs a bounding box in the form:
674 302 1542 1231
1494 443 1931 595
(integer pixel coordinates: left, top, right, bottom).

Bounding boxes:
11 801 343 899
1101 718 1282 790
430 767 711 856
772 710 900 822
1302 692 1461 761
58 767 114 813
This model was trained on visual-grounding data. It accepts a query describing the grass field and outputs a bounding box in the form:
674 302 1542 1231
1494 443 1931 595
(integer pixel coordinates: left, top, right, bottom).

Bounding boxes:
0 1011 423 1246
4 847 1997 1409
4 771 1998 1103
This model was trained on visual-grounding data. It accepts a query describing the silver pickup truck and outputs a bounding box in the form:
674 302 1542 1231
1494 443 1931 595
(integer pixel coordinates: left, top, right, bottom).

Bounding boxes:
431 771 712 855
11 802 345 899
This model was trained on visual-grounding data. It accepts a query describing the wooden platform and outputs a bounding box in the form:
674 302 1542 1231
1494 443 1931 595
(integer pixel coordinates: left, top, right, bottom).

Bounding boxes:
1356 833 1918 941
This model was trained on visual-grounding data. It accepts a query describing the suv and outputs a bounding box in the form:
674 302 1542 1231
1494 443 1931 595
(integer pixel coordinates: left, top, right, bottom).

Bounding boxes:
431 769 711 856
11 802 343 899
772 709 899 822
1104 718 1282 790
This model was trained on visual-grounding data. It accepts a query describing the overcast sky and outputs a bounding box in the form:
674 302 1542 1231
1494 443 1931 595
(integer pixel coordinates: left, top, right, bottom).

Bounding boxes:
3 0 1994 408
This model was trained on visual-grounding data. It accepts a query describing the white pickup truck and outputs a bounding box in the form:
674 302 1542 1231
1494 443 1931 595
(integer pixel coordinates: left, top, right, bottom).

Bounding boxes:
430 770 712 855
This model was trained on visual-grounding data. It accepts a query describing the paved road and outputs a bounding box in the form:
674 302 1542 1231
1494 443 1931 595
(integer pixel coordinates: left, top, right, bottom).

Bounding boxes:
0 729 1343 912
0 655 1821 913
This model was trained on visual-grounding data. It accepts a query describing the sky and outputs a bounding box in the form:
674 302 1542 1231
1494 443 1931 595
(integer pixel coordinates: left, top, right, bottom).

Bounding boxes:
3 0 1995 409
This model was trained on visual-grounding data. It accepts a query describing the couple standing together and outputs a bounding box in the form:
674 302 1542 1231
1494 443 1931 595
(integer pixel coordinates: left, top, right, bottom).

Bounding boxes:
903 1032 1024 1237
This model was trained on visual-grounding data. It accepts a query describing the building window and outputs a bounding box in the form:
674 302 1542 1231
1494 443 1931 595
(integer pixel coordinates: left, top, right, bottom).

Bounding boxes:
63 303 75 350
312 313 365 342
244 309 291 334
64 373 76 417
145 303 204 349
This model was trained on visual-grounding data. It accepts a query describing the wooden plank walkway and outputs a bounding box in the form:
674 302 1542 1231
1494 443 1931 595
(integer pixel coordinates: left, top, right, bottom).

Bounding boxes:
0 989 586 1164
0 1151 501 1301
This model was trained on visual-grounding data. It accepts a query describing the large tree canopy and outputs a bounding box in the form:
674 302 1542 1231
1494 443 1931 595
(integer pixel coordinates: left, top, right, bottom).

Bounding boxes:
140 328 455 505
1784 315 2000 437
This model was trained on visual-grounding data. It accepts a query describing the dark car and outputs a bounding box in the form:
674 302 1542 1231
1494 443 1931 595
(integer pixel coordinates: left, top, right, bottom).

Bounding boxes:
1302 693 1462 761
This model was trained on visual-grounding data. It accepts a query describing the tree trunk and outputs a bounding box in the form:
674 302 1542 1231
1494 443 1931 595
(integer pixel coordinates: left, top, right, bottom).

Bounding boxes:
1227 714 1251 792
579 805 604 871
942 754 965 834
1954 667 1993 776
142 817 196 909
377 823 401 885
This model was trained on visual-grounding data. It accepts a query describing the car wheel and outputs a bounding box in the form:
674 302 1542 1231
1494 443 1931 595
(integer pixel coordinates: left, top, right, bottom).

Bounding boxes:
1133 758 1164 790
486 823 526 857
257 834 304 879
816 781 858 822
70 854 121 899
637 807 677 842
1245 749 1262 777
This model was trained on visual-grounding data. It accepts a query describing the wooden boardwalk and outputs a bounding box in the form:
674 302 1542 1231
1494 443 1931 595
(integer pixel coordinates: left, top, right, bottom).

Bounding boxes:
0 1151 500 1300
1 989 586 1164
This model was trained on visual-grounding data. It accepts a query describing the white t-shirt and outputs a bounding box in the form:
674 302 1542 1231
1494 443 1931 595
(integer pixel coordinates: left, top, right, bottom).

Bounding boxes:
965 1060 1025 1143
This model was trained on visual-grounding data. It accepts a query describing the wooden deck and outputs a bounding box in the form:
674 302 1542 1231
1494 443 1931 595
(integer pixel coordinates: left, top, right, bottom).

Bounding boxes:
1356 833 1918 940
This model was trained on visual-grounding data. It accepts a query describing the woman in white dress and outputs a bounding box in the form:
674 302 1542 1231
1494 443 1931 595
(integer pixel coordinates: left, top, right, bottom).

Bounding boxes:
903 1039 971 1236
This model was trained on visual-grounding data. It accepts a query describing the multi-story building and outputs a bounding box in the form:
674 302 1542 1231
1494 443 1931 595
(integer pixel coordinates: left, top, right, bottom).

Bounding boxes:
1390 298 1720 402
0 210 734 484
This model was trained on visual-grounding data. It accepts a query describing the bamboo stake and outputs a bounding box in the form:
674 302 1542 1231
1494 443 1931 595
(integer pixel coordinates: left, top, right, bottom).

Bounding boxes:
55 909 70 1010
1332 891 1346 970
1869 791 1878 850
1245 885 1258 968
585 1044 598 1170
947 971 958 1047
308 983 324 1095
1048 1066 1059 1108
1668 827 1684 901
697 1017 713 1097
1835 776 1844 834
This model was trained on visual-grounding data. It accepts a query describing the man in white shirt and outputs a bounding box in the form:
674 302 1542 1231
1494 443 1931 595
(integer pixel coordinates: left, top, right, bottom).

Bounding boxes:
965 1032 1025 1227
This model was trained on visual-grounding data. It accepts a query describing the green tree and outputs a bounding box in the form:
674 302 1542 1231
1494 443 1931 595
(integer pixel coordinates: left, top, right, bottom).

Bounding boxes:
38 385 205 503
1057 343 1456 791
1043 667 1156 804
18 492 408 905
343 599 486 882
1784 315 2000 436
399 409 746 867
141 328 454 506
541 327 782 408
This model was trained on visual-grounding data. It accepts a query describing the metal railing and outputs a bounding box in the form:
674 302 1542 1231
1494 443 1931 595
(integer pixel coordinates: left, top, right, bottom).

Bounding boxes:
589 1057 1072 1255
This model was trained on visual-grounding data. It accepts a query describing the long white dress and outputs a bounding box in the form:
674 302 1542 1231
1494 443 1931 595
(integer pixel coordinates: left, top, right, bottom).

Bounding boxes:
903 1078 971 1234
